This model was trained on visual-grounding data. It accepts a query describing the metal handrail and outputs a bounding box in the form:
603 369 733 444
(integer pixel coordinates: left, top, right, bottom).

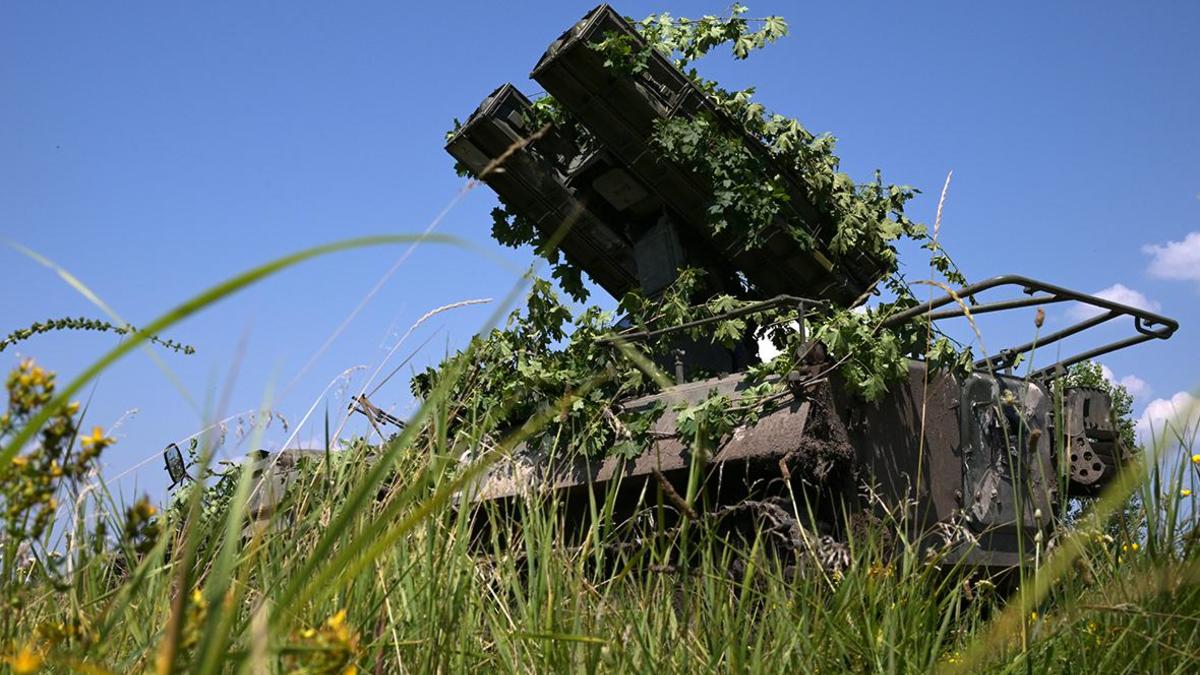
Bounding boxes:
881 275 1179 379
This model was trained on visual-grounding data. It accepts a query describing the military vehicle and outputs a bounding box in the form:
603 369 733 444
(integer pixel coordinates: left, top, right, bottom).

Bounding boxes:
440 4 1180 570
166 5 1178 571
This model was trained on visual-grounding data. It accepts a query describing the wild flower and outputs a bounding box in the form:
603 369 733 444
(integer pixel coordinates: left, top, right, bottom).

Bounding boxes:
179 588 209 654
866 562 894 580
122 496 161 557
79 426 112 451
77 426 113 466
2 359 101 542
1084 620 1106 646
32 609 99 654
287 609 360 675
4 645 43 674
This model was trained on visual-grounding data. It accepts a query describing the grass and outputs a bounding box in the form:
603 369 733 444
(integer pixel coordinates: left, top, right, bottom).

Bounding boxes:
12 424 1200 673
3 237 1199 674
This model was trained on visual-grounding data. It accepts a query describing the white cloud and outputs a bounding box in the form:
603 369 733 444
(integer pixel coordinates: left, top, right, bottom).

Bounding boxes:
1143 231 1200 283
1118 374 1151 400
1068 283 1160 320
1099 364 1151 400
1136 391 1200 448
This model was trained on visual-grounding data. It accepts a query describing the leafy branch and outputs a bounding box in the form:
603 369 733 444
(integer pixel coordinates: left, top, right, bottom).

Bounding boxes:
1 317 196 355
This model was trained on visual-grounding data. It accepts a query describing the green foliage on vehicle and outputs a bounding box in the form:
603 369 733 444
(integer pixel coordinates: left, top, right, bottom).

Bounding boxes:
435 4 979 460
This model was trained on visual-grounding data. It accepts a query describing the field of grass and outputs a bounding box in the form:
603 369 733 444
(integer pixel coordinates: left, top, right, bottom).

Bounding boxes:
2 240 1198 674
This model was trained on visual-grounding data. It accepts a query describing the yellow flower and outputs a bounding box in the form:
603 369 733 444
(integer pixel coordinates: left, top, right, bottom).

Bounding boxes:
134 499 158 520
1182 489 1193 497
326 609 353 643
1131 543 1140 551
1192 454 1200 465
80 426 112 450
7 646 43 674
867 562 894 579
290 609 358 672
327 609 347 630
1030 611 1038 621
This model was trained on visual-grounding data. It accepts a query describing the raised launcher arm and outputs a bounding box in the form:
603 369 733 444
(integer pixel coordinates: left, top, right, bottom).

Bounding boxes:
528 4 889 306
445 84 641 300
446 83 747 301
882 274 1179 497
447 4 891 308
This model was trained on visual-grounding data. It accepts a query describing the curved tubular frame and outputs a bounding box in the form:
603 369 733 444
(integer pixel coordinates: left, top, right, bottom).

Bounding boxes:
881 275 1179 380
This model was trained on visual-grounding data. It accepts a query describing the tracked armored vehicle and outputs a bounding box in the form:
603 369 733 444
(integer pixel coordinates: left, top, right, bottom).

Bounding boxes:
441 5 1180 569
165 5 1178 571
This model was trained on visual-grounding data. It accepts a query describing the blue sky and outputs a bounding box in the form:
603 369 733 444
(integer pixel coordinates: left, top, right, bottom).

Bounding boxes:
2 1 1198 501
